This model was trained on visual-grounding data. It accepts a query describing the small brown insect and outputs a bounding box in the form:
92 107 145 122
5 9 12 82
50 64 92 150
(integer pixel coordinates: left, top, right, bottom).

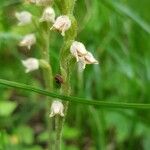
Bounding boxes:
54 74 64 84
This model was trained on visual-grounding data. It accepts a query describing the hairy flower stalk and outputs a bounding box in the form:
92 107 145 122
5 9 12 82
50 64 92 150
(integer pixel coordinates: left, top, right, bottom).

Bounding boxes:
37 4 55 150
39 24 54 149
54 0 78 149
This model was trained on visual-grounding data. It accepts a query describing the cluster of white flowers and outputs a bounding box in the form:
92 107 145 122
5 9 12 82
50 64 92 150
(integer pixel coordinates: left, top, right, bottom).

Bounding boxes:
16 1 55 73
15 0 99 118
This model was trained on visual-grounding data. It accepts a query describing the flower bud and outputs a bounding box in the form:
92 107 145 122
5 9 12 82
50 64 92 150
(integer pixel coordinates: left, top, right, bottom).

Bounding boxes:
51 15 71 36
39 7 55 23
49 100 64 117
19 34 36 49
22 58 39 73
15 11 32 26
70 41 87 62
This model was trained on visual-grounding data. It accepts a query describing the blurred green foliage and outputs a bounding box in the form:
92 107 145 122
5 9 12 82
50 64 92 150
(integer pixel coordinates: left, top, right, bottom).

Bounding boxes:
0 0 150 150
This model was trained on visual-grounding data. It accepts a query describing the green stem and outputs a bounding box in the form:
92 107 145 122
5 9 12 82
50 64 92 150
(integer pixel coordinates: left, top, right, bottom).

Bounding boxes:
55 116 61 150
99 110 106 150
76 66 83 127
39 23 54 150
54 0 78 149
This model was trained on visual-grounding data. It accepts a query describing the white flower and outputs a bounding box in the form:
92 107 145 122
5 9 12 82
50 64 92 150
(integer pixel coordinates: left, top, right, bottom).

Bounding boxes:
19 34 36 49
26 0 36 4
22 58 39 73
39 7 55 23
36 0 51 6
51 15 71 36
26 0 52 5
70 41 87 62
79 52 99 69
15 11 32 26
49 100 64 117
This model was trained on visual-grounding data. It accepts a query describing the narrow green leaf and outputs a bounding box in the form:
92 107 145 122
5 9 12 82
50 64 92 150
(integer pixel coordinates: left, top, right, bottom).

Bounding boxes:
0 79 150 110
102 0 150 34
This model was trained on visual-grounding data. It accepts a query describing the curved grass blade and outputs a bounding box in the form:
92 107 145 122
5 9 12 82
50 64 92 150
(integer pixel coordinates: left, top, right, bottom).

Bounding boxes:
101 0 150 34
0 79 150 110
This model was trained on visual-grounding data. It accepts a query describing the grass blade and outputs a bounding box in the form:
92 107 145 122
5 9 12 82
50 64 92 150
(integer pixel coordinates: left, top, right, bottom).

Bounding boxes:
0 79 150 110
102 0 150 34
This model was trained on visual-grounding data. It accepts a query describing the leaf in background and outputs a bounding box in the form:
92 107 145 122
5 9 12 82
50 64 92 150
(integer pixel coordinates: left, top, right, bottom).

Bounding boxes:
102 0 150 34
37 131 49 143
0 130 9 150
105 111 131 143
63 125 81 140
0 32 22 41
0 0 21 9
14 126 34 145
143 130 150 150
0 101 17 117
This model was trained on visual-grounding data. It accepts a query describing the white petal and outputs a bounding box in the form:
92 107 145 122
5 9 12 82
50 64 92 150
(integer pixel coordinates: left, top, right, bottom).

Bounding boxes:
84 52 99 64
70 41 87 59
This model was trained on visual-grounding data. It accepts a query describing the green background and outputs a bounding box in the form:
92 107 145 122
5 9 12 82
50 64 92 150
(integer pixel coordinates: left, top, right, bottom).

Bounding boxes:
0 0 150 149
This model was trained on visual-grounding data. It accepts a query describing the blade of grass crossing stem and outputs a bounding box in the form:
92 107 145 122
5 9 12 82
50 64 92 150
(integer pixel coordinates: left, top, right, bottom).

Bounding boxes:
0 79 150 109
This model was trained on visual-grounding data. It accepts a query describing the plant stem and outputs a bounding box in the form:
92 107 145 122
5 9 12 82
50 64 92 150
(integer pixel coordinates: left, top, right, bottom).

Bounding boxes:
54 0 77 149
40 23 54 150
